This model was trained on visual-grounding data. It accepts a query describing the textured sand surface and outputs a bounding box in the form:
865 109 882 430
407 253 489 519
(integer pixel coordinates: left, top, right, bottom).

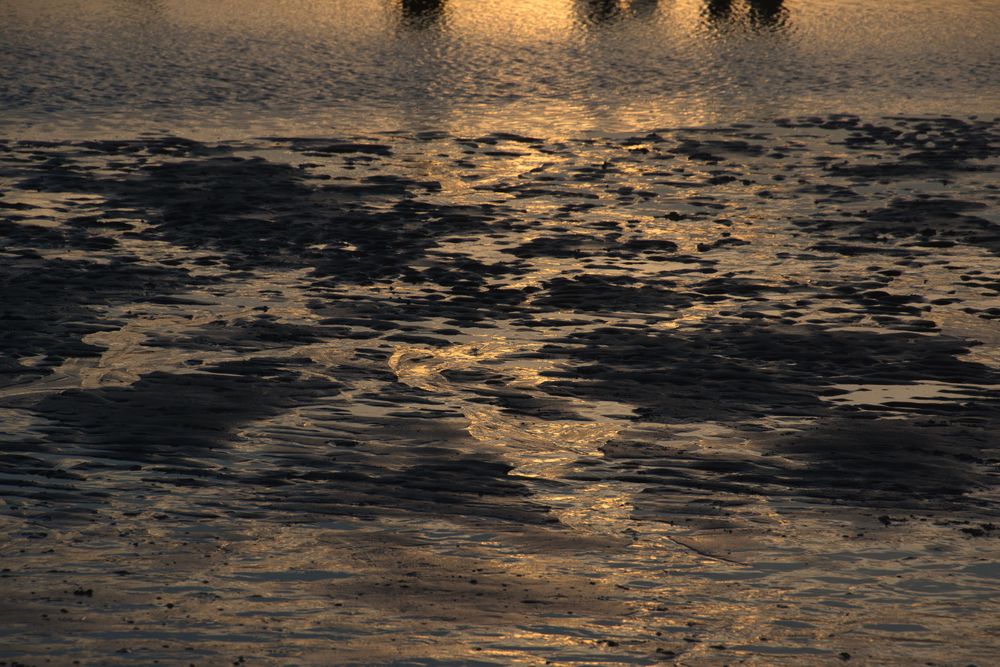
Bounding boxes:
1 116 999 664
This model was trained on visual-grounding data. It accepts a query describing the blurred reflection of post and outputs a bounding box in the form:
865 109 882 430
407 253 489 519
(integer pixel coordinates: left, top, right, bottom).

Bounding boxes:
748 0 785 28
705 0 734 22
578 0 622 25
704 0 787 31
576 0 660 27
399 0 446 30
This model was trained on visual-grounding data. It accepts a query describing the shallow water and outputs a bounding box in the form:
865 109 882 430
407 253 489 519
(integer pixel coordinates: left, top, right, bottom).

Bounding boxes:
2 2 1000 666
2 0 1000 138
2 116 1000 664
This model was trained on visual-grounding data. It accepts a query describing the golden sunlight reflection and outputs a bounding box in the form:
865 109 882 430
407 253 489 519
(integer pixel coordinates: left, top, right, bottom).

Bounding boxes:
3 57 1000 663
390 338 562 393
6 0 999 139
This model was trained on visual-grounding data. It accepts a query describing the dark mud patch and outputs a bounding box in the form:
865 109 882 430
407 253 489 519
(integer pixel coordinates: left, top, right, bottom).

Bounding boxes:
537 324 999 422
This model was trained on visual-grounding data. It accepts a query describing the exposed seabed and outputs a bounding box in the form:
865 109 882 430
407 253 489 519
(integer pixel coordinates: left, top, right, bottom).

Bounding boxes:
1 115 999 665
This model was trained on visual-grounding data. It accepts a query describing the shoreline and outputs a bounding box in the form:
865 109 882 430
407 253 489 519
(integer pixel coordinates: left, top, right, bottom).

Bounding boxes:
3 109 1000 144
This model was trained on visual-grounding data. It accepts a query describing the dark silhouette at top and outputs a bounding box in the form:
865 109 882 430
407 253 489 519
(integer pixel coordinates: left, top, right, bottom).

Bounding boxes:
705 0 787 31
393 0 786 32
576 0 661 26
705 0 734 21
579 0 623 25
399 0 446 30
394 1 786 32
746 0 785 27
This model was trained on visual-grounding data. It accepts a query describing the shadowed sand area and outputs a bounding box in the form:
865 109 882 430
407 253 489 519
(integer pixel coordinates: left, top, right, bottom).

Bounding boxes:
1 115 999 664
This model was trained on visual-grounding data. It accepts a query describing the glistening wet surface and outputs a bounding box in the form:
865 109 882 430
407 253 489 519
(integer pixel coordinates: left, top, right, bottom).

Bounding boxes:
2 0 1000 138
1 116 999 664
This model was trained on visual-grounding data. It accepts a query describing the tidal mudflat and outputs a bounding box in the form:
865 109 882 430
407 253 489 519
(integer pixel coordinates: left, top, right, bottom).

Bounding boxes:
1 115 999 664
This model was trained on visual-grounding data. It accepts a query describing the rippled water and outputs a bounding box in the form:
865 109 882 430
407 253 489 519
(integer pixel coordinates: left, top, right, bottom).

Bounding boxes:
2 0 1000 138
2 116 1000 664
3 3 1000 666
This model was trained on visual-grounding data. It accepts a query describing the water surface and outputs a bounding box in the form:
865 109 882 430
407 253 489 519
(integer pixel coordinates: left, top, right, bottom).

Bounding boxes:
2 116 999 665
2 2 1000 665
2 0 999 138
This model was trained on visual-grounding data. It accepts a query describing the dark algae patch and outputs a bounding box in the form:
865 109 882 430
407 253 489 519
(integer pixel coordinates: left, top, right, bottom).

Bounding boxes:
1 116 998 665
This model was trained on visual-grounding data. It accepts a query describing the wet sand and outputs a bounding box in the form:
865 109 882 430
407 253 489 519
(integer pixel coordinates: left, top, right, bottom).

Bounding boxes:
1 115 999 664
